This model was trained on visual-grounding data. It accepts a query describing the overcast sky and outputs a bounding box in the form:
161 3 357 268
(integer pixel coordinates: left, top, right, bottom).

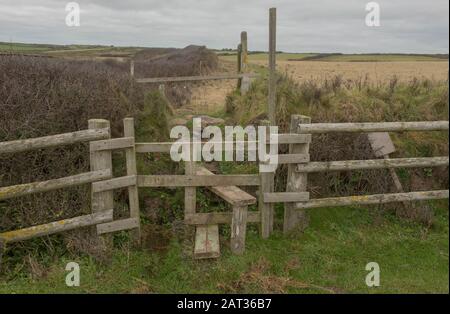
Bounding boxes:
0 0 448 53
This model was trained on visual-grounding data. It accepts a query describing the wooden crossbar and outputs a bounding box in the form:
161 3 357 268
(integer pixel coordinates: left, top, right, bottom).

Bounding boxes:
0 128 110 154
0 169 112 201
137 175 260 187
135 73 258 84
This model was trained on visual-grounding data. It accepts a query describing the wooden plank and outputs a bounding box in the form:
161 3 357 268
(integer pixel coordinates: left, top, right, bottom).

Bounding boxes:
137 175 260 187
276 134 311 144
296 157 449 173
92 175 137 193
259 120 274 239
230 206 248 255
284 115 311 233
184 162 197 216
0 210 113 243
262 153 309 165
196 167 256 206
0 169 111 201
297 121 449 134
123 118 141 244
367 132 396 157
135 135 311 154
0 128 110 154
240 31 248 73
194 225 220 259
264 192 310 203
268 7 277 125
97 218 140 235
185 212 261 225
136 142 173 153
89 119 114 252
136 73 258 84
89 137 134 152
295 190 449 209
130 59 135 77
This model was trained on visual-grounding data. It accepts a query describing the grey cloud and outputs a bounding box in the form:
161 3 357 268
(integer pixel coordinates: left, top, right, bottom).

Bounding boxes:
0 0 448 53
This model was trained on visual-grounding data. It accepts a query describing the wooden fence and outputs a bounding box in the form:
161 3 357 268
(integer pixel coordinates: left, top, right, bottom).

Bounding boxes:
133 31 255 95
0 118 141 245
0 117 448 257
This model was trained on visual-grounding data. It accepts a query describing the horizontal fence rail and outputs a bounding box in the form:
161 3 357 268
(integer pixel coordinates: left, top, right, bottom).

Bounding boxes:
135 73 258 84
135 135 312 154
297 121 449 134
89 137 134 152
0 169 112 201
185 212 261 225
0 210 113 243
295 190 449 209
0 128 110 154
137 175 260 187
296 157 449 173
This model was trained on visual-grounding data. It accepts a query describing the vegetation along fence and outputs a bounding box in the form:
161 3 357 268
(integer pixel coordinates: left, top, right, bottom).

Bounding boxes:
0 115 448 258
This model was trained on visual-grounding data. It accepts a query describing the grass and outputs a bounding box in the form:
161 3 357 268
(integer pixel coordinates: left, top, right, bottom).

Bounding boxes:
1 200 447 293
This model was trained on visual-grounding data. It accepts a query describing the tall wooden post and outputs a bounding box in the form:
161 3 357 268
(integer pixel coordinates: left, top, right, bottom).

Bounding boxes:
237 44 242 89
130 59 135 77
240 31 248 73
284 115 311 233
268 8 277 125
123 118 141 245
89 119 114 255
259 120 275 238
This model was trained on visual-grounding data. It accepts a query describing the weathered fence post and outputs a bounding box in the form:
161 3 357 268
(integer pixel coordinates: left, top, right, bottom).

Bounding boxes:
237 43 242 89
240 31 248 73
284 115 311 233
130 59 135 77
89 119 114 254
259 120 275 238
123 118 141 245
240 31 251 95
268 8 277 125
230 205 248 255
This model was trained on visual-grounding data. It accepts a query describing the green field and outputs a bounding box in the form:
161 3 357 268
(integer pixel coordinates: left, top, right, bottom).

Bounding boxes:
0 42 143 57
